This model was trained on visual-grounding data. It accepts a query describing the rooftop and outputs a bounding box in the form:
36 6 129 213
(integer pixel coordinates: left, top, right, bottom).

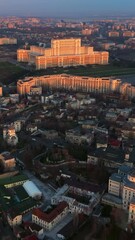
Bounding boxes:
32 201 68 223
14 185 29 202
0 174 28 186
109 173 123 183
118 165 132 174
64 178 105 194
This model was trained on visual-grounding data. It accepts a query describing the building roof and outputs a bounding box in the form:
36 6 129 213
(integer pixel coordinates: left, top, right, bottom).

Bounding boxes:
118 165 132 175
23 235 38 240
102 193 122 205
123 175 135 190
8 198 37 219
0 174 28 186
64 178 105 194
109 173 123 183
32 201 68 223
58 213 87 238
29 222 43 232
108 139 121 147
14 185 29 202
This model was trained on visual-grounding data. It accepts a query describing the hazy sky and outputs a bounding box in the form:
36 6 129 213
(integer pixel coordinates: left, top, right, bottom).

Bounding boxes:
0 0 134 17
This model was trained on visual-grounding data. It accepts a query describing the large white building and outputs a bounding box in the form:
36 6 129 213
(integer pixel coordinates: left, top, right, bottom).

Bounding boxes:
17 38 109 69
102 165 135 224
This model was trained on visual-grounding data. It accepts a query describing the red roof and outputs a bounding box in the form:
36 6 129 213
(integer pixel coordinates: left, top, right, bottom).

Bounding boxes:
32 201 68 223
23 221 32 229
108 139 121 147
23 235 38 240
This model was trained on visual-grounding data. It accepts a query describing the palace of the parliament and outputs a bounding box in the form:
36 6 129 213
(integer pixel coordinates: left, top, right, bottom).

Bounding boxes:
17 74 135 98
17 38 109 69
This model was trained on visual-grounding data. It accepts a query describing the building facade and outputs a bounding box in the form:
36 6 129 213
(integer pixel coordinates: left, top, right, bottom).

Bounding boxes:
0 38 17 45
32 201 68 230
17 38 109 69
17 74 121 95
102 165 135 224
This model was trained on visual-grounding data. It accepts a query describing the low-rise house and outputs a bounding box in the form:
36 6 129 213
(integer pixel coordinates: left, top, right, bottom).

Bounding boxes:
29 222 44 238
14 120 22 132
64 178 105 198
121 123 135 138
79 119 98 130
0 151 16 171
88 144 135 168
96 136 108 149
65 128 94 145
33 129 58 139
32 201 69 231
106 112 117 121
128 115 135 124
3 126 18 146
7 198 37 227
26 124 38 133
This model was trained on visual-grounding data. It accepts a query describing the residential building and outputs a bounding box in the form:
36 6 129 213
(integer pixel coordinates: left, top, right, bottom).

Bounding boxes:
102 165 135 214
17 74 121 95
108 31 120 37
3 126 18 146
82 29 92 35
32 201 68 230
14 120 22 132
0 151 16 171
0 37 17 45
65 128 94 145
128 198 135 223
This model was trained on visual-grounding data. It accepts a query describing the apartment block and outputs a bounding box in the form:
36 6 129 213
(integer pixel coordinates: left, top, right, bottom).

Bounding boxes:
17 74 121 95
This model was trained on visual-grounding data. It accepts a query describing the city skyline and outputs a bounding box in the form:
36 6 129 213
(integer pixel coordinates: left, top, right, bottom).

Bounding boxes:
0 0 135 17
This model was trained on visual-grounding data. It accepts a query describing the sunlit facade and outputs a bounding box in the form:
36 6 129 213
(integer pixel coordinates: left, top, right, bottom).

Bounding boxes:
0 38 17 45
17 38 109 69
17 74 121 95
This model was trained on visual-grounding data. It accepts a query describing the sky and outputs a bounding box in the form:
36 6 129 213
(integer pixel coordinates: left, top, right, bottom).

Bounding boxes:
0 0 135 17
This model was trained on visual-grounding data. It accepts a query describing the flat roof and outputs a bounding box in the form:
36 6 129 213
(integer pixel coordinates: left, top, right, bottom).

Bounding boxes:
102 193 122 205
14 185 29 202
0 174 28 186
109 173 123 183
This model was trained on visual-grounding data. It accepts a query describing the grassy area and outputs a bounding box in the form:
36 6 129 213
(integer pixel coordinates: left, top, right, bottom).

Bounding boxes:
0 61 29 84
34 65 135 77
1 61 135 85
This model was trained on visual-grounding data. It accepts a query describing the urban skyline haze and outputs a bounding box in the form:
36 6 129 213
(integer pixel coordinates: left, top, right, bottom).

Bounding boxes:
0 0 135 17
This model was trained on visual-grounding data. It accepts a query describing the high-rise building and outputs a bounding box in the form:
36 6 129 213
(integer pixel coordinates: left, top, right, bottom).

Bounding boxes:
17 38 109 69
